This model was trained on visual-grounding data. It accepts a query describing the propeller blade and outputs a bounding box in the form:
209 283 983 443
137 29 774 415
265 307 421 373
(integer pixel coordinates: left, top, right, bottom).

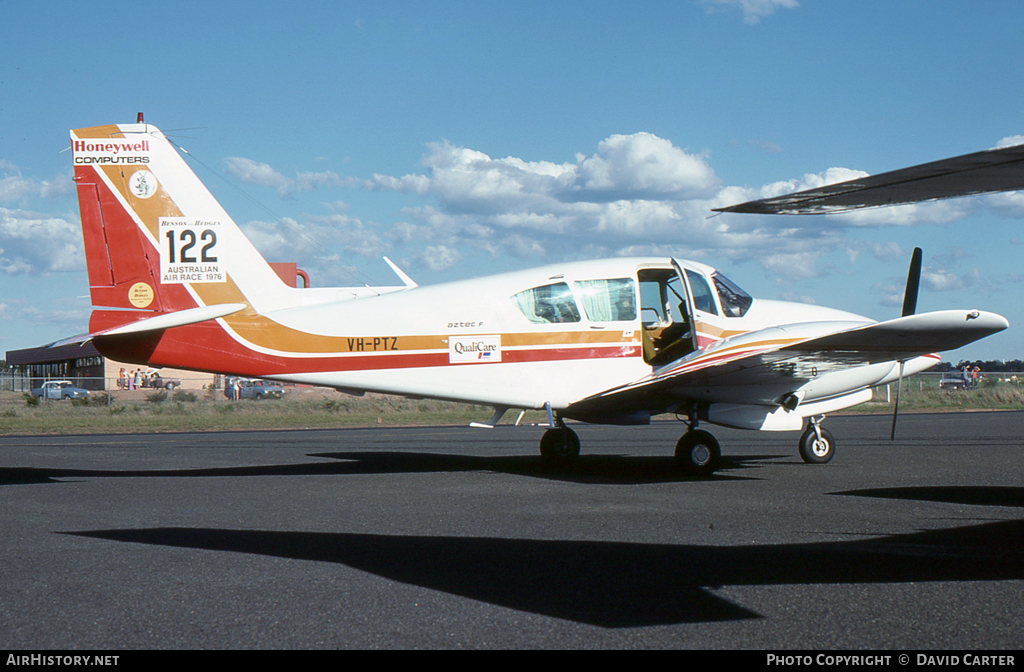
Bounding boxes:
902 247 923 317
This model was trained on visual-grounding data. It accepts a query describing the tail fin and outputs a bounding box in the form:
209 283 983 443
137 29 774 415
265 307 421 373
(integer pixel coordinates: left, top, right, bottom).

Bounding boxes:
71 122 290 322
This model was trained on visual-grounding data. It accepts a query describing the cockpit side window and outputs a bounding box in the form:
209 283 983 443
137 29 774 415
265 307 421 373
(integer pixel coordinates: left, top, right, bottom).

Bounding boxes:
713 272 753 317
511 282 581 324
574 278 636 322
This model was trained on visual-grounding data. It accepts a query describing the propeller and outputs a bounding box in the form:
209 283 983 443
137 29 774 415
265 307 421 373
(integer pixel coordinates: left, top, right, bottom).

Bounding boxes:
901 247 922 317
891 247 923 441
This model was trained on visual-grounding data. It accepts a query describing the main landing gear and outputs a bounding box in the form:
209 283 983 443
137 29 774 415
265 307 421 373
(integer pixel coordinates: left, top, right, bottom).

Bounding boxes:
674 410 721 477
537 406 724 477
538 421 721 476
539 425 581 466
536 409 835 474
674 429 721 477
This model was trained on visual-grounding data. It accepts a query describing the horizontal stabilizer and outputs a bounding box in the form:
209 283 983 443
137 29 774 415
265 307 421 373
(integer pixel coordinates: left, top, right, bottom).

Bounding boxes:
714 142 1024 215
97 303 248 336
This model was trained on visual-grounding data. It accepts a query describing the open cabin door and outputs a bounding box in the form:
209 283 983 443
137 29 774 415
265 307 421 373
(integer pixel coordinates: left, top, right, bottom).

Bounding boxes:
637 261 700 366
670 258 700 355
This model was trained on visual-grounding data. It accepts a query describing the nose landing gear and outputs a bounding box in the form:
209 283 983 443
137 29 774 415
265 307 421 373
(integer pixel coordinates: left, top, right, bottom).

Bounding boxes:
798 416 835 464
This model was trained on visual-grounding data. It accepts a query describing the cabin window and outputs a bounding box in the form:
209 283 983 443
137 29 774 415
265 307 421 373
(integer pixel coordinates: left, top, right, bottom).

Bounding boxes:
686 270 718 315
713 272 753 317
511 282 581 324
574 278 636 322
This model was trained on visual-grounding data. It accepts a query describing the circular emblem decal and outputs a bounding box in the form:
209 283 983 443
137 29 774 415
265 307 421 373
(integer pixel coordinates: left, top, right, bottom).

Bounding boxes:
128 282 154 308
128 170 158 199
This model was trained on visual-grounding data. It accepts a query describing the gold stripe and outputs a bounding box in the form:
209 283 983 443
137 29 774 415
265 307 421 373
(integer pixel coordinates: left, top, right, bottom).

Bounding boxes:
218 310 636 355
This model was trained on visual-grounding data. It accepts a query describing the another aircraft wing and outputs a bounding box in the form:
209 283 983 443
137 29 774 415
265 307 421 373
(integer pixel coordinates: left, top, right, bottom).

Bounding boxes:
567 309 1008 416
713 142 1024 215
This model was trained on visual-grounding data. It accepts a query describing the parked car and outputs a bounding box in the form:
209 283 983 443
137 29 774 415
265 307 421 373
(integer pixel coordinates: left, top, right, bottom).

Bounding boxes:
225 378 285 400
939 372 970 391
31 380 91 400
144 371 182 389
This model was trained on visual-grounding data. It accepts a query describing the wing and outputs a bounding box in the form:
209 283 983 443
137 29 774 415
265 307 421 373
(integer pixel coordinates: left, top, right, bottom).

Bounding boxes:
713 142 1024 215
566 309 1008 417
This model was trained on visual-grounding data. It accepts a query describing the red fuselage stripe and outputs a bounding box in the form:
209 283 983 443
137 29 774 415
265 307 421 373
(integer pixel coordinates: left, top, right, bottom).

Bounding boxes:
97 320 642 376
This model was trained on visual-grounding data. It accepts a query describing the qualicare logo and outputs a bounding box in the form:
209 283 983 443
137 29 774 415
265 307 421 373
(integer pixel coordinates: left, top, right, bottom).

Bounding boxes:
449 335 502 364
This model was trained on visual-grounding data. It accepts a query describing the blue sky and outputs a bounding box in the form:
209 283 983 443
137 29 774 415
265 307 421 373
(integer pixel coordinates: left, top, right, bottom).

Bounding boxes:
2 0 1023 361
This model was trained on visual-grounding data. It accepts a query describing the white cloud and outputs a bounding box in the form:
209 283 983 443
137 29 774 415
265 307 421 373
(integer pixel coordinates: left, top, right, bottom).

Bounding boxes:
843 240 906 265
983 190 1024 218
573 133 719 199
360 133 718 215
225 157 344 199
416 245 462 272
995 135 1024 149
224 157 292 196
921 267 972 292
872 281 905 308
699 0 799 24
217 131 1015 285
0 299 88 328
0 172 74 204
333 132 989 280
0 207 83 274
242 212 384 263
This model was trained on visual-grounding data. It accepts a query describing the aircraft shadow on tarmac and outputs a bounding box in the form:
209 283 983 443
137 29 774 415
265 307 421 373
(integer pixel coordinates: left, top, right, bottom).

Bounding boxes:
68 486 1024 628
0 451 779 487
835 486 1024 509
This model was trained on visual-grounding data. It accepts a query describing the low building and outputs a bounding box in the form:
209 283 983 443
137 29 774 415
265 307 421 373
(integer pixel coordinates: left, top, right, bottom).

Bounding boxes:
3 262 308 393
4 341 216 392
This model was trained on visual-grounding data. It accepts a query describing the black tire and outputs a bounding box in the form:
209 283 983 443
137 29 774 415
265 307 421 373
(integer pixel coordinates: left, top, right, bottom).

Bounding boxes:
675 429 721 476
798 426 835 464
539 427 581 466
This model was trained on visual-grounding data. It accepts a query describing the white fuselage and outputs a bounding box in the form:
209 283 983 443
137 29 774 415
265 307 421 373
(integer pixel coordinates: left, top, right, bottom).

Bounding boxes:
209 257 930 426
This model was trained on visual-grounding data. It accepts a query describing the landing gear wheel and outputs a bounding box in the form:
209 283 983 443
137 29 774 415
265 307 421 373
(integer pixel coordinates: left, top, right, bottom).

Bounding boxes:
798 425 835 464
675 429 721 477
539 427 581 466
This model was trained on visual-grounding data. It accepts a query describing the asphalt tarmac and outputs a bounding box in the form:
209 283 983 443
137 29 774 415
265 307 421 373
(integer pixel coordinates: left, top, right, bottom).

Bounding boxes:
1 411 1022 650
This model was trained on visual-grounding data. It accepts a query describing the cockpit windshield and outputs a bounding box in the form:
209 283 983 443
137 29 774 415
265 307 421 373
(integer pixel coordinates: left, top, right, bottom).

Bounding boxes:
712 272 753 317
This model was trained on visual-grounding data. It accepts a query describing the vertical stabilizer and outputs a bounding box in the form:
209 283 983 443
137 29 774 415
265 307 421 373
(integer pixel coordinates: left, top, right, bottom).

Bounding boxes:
71 123 290 320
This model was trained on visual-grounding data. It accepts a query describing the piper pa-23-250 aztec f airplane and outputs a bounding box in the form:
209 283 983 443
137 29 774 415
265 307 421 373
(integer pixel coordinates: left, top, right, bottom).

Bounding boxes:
68 120 1018 475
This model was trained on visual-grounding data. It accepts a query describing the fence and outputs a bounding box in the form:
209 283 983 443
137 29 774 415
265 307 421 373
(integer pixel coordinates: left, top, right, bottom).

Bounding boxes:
1 373 221 395
3 370 1021 403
